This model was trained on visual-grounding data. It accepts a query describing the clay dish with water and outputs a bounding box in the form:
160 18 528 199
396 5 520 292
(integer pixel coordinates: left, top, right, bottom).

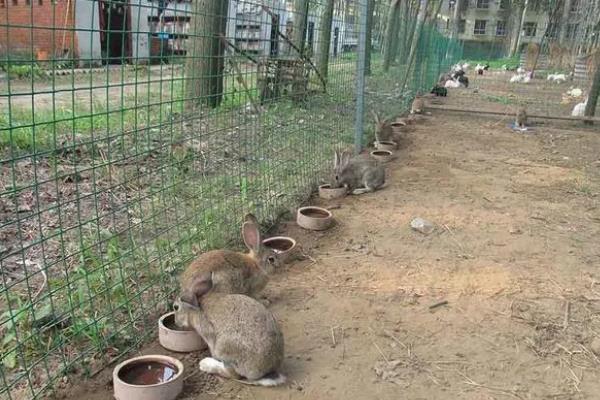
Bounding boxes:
113 354 184 400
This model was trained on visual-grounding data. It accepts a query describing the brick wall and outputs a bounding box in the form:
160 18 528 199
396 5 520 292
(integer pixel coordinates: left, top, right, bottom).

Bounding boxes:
0 0 79 59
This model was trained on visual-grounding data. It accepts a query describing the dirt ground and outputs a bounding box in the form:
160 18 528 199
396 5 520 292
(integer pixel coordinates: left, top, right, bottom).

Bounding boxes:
57 73 600 400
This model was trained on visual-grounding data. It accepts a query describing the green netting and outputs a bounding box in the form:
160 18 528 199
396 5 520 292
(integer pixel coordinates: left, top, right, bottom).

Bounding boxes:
0 0 462 398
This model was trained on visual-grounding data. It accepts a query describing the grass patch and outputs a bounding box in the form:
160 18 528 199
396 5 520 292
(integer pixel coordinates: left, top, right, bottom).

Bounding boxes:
466 57 520 69
483 94 514 105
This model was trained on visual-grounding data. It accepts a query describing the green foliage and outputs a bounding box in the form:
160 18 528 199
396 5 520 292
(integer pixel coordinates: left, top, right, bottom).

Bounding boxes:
1 63 44 79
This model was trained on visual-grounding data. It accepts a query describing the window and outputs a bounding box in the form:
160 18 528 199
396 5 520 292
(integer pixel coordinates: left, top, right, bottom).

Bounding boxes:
12 0 17 5
474 20 487 35
476 0 489 8
523 22 537 37
25 0 30 4
496 20 507 36
499 0 509 9
449 0 455 10
38 0 42 4
0 0 5 7
458 19 466 34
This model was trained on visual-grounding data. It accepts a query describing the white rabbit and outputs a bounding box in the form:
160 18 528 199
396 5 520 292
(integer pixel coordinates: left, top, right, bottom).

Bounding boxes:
445 79 461 88
571 100 588 117
510 74 523 83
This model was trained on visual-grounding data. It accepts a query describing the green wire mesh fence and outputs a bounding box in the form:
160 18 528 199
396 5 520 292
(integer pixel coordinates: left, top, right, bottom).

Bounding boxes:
0 0 462 398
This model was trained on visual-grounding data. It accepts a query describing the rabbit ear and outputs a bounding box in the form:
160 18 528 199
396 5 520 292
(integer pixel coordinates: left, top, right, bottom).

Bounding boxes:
242 213 262 256
371 110 380 125
341 150 352 167
334 150 340 169
182 273 213 307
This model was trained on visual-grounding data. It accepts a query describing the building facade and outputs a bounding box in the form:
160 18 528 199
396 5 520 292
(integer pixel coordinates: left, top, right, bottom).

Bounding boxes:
0 0 355 66
436 0 584 58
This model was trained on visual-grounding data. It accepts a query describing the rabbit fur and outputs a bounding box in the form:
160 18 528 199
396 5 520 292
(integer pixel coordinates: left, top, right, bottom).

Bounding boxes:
174 284 285 386
372 111 395 143
515 107 527 127
332 150 385 195
411 96 425 114
179 214 279 303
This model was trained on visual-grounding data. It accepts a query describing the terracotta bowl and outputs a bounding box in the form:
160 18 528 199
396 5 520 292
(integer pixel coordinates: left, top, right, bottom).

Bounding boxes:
263 236 297 264
390 122 407 133
318 184 347 200
297 206 333 231
375 140 397 151
158 312 207 352
113 355 184 400
370 150 394 163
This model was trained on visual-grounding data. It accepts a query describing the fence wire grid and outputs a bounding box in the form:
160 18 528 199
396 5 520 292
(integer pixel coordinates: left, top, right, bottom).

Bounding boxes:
0 0 462 398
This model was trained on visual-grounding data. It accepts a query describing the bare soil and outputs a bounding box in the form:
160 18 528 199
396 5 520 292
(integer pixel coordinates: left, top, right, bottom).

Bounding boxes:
56 73 600 399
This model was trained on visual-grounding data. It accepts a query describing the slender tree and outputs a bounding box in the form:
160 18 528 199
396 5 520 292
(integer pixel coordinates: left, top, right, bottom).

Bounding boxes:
383 0 402 71
185 0 229 109
316 0 335 82
398 0 428 91
451 0 462 40
509 0 528 57
584 52 600 124
293 0 310 54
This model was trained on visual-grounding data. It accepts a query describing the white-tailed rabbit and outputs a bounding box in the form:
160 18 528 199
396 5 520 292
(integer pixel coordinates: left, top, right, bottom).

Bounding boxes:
332 150 385 195
174 283 285 386
179 214 279 303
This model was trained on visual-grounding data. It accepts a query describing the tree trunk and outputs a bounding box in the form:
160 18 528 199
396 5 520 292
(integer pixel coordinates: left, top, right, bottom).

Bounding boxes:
559 0 573 44
509 0 528 57
399 0 428 92
293 0 309 55
584 53 600 124
383 0 401 72
365 0 375 75
185 0 229 109
451 0 462 40
406 0 428 68
402 0 421 60
316 0 335 82
395 0 409 62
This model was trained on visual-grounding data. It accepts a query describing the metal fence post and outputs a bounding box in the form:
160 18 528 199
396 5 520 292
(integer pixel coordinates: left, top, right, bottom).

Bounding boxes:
354 0 368 154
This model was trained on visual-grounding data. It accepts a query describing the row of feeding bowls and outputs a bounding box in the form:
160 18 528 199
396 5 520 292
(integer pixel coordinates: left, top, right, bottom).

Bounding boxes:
114 235 299 400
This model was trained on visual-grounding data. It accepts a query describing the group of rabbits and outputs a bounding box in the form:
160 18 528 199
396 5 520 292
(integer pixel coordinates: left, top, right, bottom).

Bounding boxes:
171 97 428 386
174 214 286 386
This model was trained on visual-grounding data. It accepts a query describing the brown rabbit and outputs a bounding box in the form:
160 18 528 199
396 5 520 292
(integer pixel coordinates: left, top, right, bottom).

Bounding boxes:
515 107 527 128
372 111 394 143
179 214 279 303
411 95 425 114
174 279 285 386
